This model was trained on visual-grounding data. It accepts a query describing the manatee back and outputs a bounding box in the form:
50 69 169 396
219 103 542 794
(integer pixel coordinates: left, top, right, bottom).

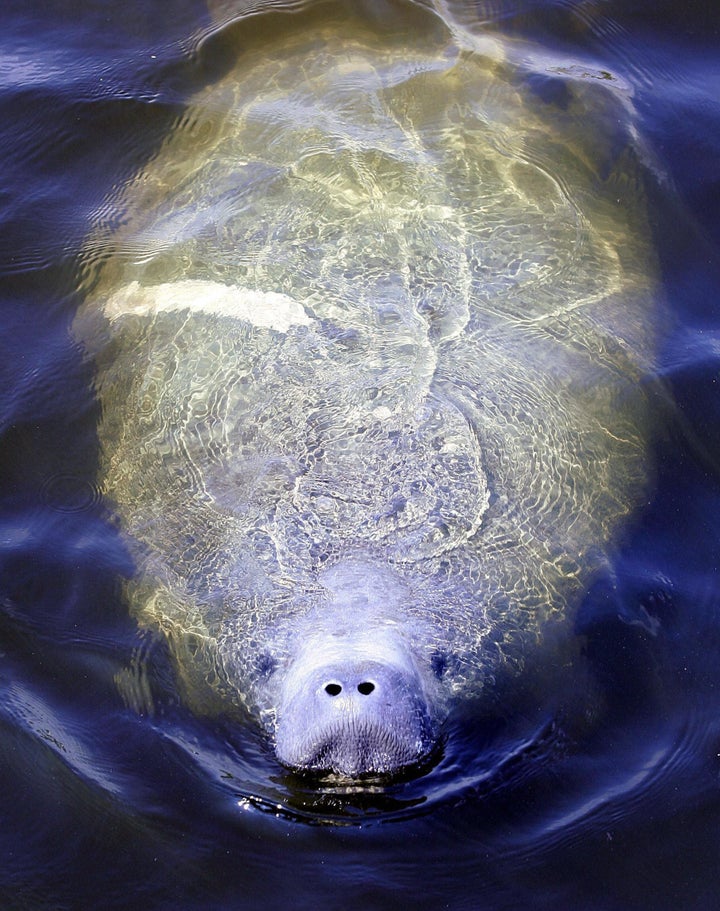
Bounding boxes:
76 10 659 709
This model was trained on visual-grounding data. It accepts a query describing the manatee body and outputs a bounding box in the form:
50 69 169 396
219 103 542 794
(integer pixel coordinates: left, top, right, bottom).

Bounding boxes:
76 6 658 776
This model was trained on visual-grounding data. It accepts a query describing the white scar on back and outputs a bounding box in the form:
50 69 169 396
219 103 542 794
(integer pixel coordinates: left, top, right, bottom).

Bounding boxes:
104 280 312 333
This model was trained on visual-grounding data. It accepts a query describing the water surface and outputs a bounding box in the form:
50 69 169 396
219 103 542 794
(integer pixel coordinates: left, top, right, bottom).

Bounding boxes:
1 1 719 909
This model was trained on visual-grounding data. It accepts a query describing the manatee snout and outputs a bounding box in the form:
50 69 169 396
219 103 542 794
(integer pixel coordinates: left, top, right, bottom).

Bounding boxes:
274 642 438 777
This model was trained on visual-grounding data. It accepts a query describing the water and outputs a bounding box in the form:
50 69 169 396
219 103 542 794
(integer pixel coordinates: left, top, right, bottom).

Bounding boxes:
1 1 719 909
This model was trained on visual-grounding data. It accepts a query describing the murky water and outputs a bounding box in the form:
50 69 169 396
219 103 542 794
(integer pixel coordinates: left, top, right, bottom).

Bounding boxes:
1 0 719 908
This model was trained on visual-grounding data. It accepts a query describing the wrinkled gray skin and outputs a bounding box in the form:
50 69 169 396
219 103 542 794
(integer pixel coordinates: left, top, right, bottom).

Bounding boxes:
274 562 438 773
75 4 659 777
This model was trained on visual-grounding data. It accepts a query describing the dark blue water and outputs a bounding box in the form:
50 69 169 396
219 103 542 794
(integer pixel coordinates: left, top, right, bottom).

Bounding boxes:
1 1 720 908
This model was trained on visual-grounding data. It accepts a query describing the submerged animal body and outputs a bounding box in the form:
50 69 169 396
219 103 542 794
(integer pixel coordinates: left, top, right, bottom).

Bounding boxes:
76 5 658 776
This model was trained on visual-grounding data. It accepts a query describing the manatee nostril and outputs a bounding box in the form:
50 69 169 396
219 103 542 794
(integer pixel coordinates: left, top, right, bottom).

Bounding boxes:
324 683 342 696
357 681 375 695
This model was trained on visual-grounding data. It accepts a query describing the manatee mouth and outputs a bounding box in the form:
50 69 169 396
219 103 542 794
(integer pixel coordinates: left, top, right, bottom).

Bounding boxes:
274 657 438 778
286 713 436 778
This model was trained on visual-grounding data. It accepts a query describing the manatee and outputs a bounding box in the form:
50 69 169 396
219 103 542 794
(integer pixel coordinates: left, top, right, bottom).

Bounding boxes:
75 5 659 778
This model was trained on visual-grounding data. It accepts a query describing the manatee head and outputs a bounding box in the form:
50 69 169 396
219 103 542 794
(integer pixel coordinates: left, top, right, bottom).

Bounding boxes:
269 560 442 777
274 631 437 777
